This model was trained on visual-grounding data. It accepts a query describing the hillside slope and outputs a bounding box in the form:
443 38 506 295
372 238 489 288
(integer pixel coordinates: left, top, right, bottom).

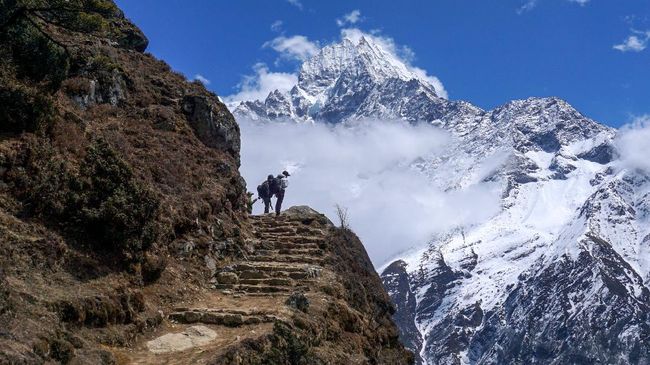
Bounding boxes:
0 2 411 364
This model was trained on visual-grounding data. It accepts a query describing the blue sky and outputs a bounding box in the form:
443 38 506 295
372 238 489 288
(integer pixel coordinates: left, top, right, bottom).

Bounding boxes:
114 0 649 127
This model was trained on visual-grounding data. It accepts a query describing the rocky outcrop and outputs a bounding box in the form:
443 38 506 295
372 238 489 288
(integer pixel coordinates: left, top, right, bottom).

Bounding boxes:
182 94 241 158
212 208 412 364
0 2 410 364
381 260 423 364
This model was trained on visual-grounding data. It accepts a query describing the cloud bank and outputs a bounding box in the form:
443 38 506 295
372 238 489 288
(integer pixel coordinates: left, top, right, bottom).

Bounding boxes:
616 115 650 172
239 118 501 264
224 63 298 104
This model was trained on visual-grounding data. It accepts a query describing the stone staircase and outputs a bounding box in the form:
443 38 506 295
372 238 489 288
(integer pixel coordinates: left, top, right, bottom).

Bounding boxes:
120 209 334 362
209 213 329 297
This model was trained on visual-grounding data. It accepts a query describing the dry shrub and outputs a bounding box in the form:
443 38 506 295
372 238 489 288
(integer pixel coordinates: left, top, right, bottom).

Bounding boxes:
335 204 350 231
61 77 93 96
0 82 56 134
9 138 162 261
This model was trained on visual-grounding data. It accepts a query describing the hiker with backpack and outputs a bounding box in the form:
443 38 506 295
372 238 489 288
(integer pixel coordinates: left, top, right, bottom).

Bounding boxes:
274 171 290 216
256 174 275 214
255 171 290 215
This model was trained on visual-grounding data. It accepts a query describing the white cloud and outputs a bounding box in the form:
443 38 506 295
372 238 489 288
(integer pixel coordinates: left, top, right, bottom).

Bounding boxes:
336 10 363 27
411 67 449 99
616 115 650 172
239 118 500 264
270 20 283 32
613 31 650 53
263 35 320 62
193 74 210 85
518 0 590 13
224 63 298 104
517 0 538 14
286 0 302 10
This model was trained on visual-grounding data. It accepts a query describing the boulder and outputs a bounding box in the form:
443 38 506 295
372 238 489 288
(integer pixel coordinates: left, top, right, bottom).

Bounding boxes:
146 326 217 354
286 292 310 313
216 271 239 284
182 95 240 157
117 25 149 52
222 314 244 327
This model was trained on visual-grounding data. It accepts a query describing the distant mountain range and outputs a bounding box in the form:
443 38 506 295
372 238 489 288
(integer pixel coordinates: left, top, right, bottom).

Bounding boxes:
230 35 650 365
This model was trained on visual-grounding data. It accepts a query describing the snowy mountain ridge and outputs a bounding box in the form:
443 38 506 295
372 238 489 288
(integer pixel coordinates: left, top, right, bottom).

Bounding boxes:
232 35 448 123
231 34 650 365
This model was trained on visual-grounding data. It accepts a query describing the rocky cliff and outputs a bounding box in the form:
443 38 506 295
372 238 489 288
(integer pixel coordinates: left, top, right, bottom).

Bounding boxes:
0 1 411 364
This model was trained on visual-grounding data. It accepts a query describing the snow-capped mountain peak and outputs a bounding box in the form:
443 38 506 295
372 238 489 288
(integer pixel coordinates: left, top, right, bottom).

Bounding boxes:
232 35 444 123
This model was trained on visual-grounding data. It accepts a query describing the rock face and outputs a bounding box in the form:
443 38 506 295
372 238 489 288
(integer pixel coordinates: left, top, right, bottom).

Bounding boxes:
183 95 241 158
0 2 411 364
232 34 650 364
382 260 423 364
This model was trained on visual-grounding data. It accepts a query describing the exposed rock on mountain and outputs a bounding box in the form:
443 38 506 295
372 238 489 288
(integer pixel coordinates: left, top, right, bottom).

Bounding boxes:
0 2 411 364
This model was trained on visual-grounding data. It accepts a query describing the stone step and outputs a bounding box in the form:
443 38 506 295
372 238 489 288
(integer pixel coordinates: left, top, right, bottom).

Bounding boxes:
168 310 280 327
215 283 311 294
254 248 323 256
252 227 297 233
294 227 326 235
269 242 321 250
237 269 271 279
259 226 297 234
172 308 271 316
230 269 316 281
234 263 310 274
237 277 294 286
255 235 326 244
230 292 291 297
253 249 278 256
249 216 300 223
248 255 324 265
278 248 324 256
234 284 293 294
251 214 310 227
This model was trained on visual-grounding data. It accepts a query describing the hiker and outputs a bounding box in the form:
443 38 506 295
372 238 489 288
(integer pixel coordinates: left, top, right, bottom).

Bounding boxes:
256 174 275 214
273 171 290 216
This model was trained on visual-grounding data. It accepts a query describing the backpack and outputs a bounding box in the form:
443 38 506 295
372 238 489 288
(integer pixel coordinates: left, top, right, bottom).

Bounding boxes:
269 177 281 195
257 181 270 199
